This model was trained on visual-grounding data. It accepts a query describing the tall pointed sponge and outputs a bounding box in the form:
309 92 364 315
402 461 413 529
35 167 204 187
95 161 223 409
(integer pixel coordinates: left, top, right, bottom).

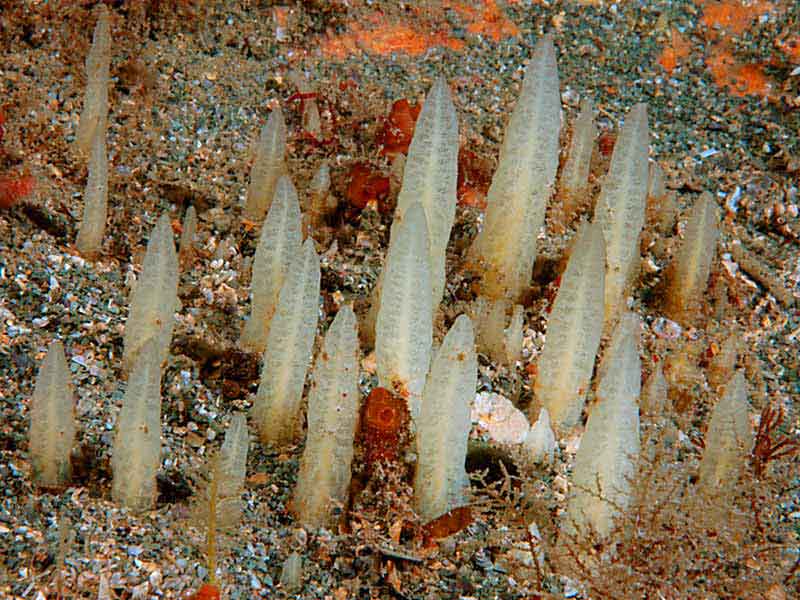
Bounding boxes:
414 314 477 522
641 362 667 418
525 408 556 465
75 125 109 259
565 313 641 538
308 161 333 231
395 77 458 308
216 413 249 527
179 205 198 267
558 97 596 224
534 221 605 432
664 192 720 324
240 176 303 353
112 338 162 512
698 371 752 494
375 202 433 422
29 340 76 488
244 107 287 221
122 213 179 373
253 238 320 446
74 4 110 155
293 306 360 528
593 103 649 324
470 36 561 301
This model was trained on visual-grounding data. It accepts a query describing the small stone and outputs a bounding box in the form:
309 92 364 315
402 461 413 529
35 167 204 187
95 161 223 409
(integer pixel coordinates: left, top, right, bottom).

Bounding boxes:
471 392 529 444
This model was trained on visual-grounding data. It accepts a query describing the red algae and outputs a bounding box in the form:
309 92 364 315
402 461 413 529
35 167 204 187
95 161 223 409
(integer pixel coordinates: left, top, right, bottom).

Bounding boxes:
0 75 36 211
457 148 491 210
598 132 616 158
0 171 35 209
379 99 421 156
421 506 473 542
358 387 410 468
345 163 391 213
188 584 220 600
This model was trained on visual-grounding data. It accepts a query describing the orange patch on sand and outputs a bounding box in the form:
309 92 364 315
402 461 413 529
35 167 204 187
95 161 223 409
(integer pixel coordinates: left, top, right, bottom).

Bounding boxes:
321 1 517 59
447 0 520 42
658 29 692 73
706 45 773 97
322 19 463 59
699 1 776 98
777 36 800 64
700 0 773 37
360 23 460 56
